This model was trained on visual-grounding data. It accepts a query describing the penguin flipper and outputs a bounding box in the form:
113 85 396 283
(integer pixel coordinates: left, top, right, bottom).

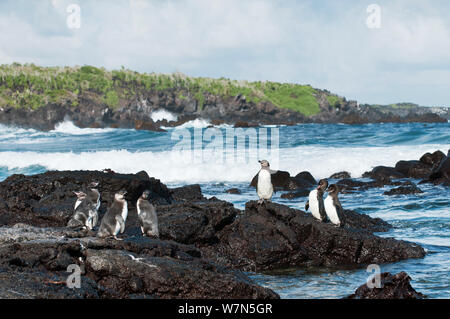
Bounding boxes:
334 198 345 227
115 215 126 234
305 200 310 211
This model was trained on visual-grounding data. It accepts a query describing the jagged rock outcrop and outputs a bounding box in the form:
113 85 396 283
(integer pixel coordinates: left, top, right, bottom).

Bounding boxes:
198 201 424 271
0 170 173 227
346 272 426 299
0 224 277 299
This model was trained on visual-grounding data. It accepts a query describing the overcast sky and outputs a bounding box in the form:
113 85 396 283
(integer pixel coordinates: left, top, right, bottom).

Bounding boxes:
0 0 449 106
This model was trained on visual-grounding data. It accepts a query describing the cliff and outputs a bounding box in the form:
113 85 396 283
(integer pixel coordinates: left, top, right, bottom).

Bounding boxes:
0 63 448 131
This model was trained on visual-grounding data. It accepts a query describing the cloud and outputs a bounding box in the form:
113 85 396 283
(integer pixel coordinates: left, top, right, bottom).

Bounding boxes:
0 0 449 106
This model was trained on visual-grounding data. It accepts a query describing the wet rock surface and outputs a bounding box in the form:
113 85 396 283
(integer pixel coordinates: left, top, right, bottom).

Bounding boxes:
0 224 277 299
0 170 173 227
199 201 424 271
346 272 426 299
0 166 433 298
250 170 315 191
384 184 424 196
225 188 241 194
1 90 448 131
329 171 351 179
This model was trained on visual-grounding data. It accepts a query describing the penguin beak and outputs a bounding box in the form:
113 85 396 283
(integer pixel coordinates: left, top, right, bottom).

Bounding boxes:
258 160 262 163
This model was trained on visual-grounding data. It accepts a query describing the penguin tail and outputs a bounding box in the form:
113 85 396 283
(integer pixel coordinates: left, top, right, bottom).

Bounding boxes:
305 201 310 211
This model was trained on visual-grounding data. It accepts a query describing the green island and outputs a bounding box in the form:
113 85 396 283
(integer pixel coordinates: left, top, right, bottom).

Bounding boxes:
0 63 347 116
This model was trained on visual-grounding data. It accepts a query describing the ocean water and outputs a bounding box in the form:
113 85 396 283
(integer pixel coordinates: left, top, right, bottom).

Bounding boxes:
1 120 449 298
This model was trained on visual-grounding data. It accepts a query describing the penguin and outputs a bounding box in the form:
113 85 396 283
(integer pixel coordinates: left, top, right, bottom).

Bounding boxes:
74 190 84 210
85 180 100 229
305 179 328 222
68 191 97 230
256 160 274 204
137 190 159 238
97 190 128 239
87 181 101 211
324 184 345 227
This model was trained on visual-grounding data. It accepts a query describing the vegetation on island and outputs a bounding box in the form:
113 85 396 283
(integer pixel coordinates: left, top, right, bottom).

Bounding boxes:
0 63 346 116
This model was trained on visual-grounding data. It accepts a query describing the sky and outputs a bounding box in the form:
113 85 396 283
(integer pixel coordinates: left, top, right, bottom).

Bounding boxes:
0 0 449 107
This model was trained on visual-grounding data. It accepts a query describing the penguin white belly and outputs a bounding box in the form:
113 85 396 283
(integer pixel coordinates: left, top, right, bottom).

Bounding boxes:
114 220 121 235
137 203 141 216
257 170 273 199
121 201 128 222
324 196 340 225
74 200 82 210
308 190 321 220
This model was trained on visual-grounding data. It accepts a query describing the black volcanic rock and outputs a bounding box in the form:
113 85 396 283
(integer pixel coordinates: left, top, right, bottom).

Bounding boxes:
419 150 445 167
0 171 426 285
169 184 205 202
384 184 424 196
329 171 351 179
200 201 425 271
346 272 426 299
0 171 173 227
280 189 310 199
293 171 317 186
225 188 241 194
250 170 315 191
0 225 277 299
394 160 432 179
158 199 238 245
250 170 295 190
362 166 405 179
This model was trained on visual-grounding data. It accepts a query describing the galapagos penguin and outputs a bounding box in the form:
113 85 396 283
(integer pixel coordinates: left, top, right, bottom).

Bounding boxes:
305 179 328 222
68 191 96 230
324 184 345 227
97 190 128 239
256 160 274 204
137 190 159 237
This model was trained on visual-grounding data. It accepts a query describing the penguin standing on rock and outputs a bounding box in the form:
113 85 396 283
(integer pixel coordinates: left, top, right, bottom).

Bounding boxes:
68 191 96 230
305 179 328 222
137 190 159 238
85 180 101 229
97 190 128 239
256 160 274 204
324 184 345 227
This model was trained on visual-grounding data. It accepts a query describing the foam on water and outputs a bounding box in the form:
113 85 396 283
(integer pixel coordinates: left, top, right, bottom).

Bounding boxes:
162 118 212 129
52 120 115 135
0 144 448 183
150 109 178 122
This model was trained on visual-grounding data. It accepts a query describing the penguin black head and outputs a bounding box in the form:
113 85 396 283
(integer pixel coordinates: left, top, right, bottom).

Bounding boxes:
89 180 100 188
73 191 87 200
258 160 270 168
326 184 339 194
115 190 127 201
317 179 328 191
141 190 151 200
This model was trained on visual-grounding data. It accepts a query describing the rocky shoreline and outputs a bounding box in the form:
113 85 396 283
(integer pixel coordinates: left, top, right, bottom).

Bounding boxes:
1 146 445 298
0 91 448 132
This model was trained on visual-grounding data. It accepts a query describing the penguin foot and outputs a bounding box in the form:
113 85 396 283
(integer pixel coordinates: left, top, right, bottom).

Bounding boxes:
257 199 264 204
113 236 123 241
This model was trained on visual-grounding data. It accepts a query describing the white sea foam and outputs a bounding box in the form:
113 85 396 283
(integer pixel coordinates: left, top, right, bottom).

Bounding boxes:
162 118 212 129
0 144 448 183
150 109 178 122
52 121 115 135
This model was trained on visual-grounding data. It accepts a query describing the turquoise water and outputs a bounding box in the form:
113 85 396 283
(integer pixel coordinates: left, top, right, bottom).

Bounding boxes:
1 120 449 298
